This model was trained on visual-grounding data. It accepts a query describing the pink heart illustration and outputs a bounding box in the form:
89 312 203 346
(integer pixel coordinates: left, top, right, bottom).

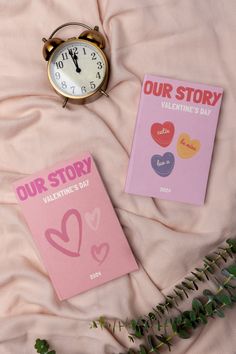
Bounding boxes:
85 208 101 231
91 243 109 264
45 209 82 257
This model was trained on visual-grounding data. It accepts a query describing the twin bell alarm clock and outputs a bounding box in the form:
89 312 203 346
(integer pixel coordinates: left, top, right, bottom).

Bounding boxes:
42 22 109 107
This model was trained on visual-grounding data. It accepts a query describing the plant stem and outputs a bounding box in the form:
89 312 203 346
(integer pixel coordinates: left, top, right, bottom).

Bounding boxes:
157 246 233 311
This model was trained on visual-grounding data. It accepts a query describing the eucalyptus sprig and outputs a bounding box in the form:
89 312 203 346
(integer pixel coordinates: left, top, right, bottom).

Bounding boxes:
91 238 236 338
119 263 236 354
34 338 56 354
91 239 236 353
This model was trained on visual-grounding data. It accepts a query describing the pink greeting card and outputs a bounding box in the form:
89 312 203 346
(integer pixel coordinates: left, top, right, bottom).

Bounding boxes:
13 154 138 300
125 75 223 205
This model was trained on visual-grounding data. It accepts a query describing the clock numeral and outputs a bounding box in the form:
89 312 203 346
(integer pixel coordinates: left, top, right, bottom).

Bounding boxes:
83 48 86 55
62 52 69 60
70 86 76 94
91 52 97 60
55 72 60 80
96 72 101 79
97 61 102 69
56 61 64 69
81 86 87 94
90 81 96 89
73 47 78 54
61 81 67 89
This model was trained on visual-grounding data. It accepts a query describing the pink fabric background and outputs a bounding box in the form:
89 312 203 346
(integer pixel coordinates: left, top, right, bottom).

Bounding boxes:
0 0 236 353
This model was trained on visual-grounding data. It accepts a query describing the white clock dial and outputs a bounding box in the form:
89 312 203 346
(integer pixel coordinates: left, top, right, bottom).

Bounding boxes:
48 39 107 98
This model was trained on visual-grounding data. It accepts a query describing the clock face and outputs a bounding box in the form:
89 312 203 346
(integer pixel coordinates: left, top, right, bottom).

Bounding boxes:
48 39 107 99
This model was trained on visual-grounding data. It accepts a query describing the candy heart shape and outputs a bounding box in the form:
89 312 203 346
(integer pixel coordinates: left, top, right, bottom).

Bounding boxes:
151 121 175 147
45 209 82 257
177 133 200 159
85 207 101 231
91 243 109 264
151 152 175 177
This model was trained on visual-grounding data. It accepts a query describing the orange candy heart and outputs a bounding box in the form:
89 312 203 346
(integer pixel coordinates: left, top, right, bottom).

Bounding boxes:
177 133 200 159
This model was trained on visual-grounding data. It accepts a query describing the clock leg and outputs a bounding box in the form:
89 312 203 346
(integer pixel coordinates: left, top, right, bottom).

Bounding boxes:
62 97 69 108
99 89 109 97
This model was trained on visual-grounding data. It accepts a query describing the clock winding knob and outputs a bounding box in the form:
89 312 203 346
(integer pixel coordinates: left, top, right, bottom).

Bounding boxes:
78 29 105 49
42 37 64 61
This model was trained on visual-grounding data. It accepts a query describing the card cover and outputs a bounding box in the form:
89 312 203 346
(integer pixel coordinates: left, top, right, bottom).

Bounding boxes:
125 75 223 205
13 153 138 300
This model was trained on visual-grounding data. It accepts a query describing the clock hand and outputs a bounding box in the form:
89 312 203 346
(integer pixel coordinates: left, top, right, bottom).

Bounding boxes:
73 53 81 73
68 49 81 73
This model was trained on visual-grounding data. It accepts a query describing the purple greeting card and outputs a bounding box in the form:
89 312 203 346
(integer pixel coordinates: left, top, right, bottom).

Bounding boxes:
13 153 138 300
125 75 223 205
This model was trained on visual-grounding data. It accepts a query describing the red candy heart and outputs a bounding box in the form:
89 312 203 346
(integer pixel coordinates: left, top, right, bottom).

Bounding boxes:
151 121 175 147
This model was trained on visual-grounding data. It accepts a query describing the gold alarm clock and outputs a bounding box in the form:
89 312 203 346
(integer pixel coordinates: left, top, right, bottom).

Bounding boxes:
42 22 109 107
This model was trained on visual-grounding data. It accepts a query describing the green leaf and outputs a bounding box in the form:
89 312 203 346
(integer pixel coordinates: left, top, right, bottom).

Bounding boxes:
34 339 49 354
189 311 196 322
131 320 143 338
177 329 191 339
221 268 230 277
220 253 227 262
230 294 236 302
199 313 208 324
183 318 193 329
182 288 189 298
147 335 158 352
203 289 214 300
205 256 214 264
148 312 156 321
171 319 177 333
98 316 106 329
155 335 171 351
134 327 142 338
196 267 205 273
226 239 236 253
174 289 183 300
176 315 182 325
225 248 233 258
131 320 137 331
204 261 214 273
193 281 199 290
215 308 225 318
91 320 98 328
182 281 194 291
204 302 213 316
215 293 232 306
226 265 236 277
203 270 210 280
224 282 236 290
192 299 204 314
191 271 204 282
48 352 56 354
156 305 164 315
139 346 148 354
140 319 149 330
157 319 161 331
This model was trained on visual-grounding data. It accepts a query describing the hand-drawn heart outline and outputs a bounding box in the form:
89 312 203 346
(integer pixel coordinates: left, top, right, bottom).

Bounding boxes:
91 243 109 265
45 209 82 257
151 121 175 147
85 208 101 231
